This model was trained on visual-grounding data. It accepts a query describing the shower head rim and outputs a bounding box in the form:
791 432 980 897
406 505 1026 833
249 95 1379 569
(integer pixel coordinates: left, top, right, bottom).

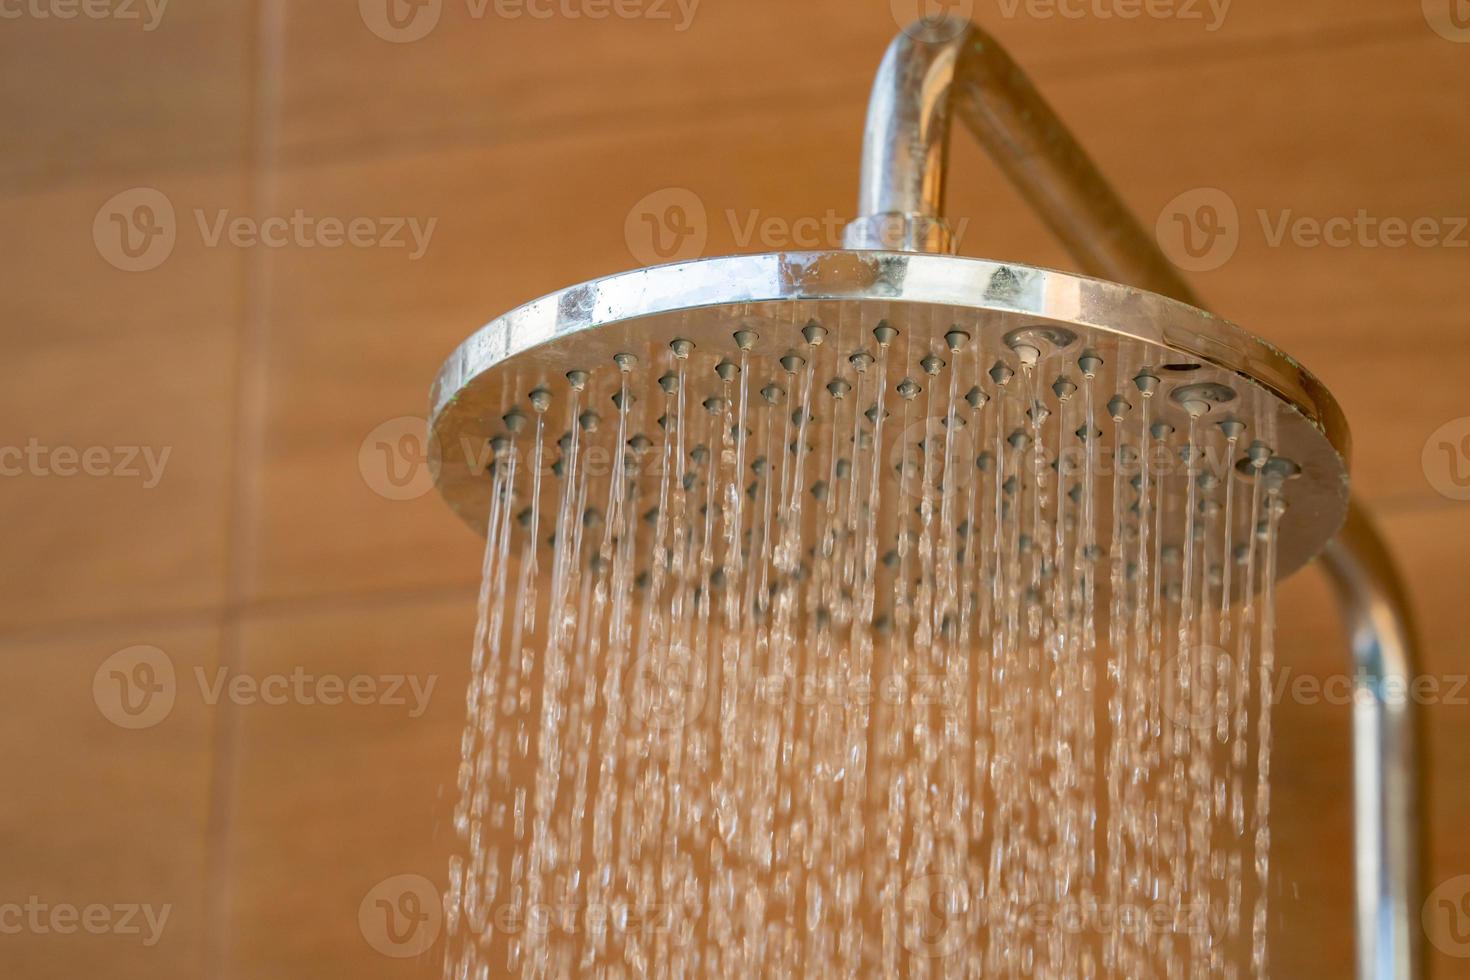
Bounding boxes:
428 249 1351 584
431 249 1348 461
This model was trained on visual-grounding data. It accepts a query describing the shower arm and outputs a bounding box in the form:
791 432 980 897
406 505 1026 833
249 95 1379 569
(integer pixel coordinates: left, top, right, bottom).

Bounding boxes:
844 22 1421 980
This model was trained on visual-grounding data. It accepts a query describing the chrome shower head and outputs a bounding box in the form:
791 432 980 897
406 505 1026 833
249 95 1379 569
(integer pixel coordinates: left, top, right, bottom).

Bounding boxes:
429 250 1348 598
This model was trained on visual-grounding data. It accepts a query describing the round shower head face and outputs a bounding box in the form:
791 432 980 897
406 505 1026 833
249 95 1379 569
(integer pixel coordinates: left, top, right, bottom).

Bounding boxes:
429 250 1349 597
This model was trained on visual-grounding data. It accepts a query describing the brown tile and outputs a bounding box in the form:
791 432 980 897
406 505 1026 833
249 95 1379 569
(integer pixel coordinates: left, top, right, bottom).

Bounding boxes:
272 0 1417 166
0 0 253 190
0 174 246 629
1291 338 1470 508
223 595 473 979
1256 540 1351 975
0 621 221 979
1271 701 1356 976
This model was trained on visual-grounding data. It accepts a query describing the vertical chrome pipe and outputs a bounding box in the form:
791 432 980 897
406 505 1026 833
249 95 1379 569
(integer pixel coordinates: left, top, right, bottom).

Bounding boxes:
848 19 1423 979
845 22 967 253
1324 503 1424 980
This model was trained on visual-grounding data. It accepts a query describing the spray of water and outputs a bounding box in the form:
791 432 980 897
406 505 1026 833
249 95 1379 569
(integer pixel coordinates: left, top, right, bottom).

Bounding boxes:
443 316 1289 979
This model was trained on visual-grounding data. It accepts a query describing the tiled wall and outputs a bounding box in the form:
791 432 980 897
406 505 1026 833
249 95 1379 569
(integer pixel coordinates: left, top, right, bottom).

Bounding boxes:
2 1 1468 976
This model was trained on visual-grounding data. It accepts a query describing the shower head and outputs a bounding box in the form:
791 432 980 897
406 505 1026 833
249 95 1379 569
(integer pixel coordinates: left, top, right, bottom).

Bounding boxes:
429 249 1348 598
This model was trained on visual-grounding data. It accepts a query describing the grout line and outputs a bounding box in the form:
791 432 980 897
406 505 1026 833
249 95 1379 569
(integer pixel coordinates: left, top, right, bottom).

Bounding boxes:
1362 494 1468 520
0 491 1461 648
0 489 1452 649
201 0 286 974
0 581 485 648
235 581 483 620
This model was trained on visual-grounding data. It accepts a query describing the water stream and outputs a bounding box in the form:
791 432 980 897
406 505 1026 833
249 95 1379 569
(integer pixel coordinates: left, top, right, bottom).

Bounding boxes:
443 315 1287 979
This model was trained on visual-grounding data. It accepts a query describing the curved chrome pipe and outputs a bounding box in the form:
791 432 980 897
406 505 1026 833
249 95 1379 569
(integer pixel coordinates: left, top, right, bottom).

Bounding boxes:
848 19 1423 979
847 20 1202 303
